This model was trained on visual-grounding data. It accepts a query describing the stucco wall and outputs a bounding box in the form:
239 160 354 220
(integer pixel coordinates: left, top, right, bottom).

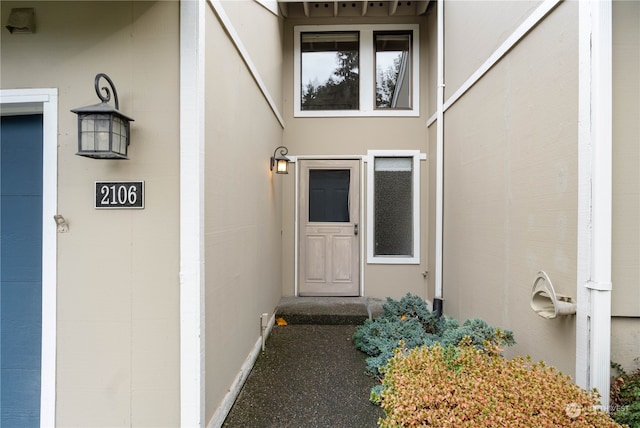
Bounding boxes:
612 0 640 317
611 0 640 372
203 1 285 421
281 14 432 300
444 0 543 101
221 0 284 116
1 1 180 426
441 1 578 376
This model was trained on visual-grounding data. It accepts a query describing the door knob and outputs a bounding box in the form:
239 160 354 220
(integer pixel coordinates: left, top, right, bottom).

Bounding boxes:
354 224 359 236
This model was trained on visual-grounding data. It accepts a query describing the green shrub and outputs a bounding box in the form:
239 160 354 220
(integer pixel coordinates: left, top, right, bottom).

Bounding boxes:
376 342 622 427
438 318 514 351
353 294 515 377
611 360 640 427
353 316 428 377
379 293 438 333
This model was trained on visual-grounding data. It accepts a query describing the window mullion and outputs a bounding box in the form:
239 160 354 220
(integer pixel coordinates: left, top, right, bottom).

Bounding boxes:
359 29 374 113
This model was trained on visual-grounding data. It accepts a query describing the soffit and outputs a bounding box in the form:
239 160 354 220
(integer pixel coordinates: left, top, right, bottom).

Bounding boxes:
278 1 430 18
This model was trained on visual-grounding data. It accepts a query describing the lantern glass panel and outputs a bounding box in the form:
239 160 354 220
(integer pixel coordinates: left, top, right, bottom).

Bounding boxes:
277 159 288 173
79 116 95 151
80 114 112 152
81 116 94 132
96 115 111 152
112 117 127 155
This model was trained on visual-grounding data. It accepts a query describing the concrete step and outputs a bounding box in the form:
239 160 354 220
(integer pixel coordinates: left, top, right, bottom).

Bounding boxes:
275 296 385 325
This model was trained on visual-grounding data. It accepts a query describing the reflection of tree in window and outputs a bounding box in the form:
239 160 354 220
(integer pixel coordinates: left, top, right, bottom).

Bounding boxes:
301 32 359 110
376 56 400 108
375 32 411 109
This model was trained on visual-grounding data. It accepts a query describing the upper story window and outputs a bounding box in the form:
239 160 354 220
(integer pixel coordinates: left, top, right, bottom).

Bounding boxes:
301 32 359 111
375 32 412 109
294 24 419 117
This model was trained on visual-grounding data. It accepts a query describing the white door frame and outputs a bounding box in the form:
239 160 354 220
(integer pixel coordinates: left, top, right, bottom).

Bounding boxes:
293 155 366 296
0 88 58 428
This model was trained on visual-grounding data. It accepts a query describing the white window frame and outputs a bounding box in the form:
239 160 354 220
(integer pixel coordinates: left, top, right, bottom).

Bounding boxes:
367 150 421 264
294 24 420 118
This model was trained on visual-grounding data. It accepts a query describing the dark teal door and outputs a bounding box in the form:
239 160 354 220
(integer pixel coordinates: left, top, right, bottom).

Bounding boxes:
1 114 43 428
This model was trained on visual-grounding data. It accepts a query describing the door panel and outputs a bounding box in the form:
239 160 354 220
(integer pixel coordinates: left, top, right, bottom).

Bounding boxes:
332 236 353 282
1 114 43 428
299 160 360 296
305 235 326 281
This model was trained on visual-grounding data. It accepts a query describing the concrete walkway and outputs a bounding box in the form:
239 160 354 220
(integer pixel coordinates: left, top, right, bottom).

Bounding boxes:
222 298 385 427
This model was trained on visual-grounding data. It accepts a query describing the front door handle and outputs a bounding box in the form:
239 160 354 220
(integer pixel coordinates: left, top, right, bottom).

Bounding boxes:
354 224 359 236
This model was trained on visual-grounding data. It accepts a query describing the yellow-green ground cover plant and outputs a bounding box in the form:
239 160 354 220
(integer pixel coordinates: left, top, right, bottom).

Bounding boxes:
375 341 623 427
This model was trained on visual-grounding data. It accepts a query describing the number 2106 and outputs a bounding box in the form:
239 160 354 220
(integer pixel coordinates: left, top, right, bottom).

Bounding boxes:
95 181 144 209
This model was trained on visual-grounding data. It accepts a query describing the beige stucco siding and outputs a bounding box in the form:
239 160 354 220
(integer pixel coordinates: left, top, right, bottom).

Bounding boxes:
611 0 640 372
612 0 640 318
220 1 284 115
612 317 640 373
426 3 438 119
443 1 543 101
281 15 431 300
1 1 180 426
441 1 578 375
203 2 284 421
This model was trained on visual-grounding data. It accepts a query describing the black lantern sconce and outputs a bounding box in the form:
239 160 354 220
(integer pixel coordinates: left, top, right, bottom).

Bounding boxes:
270 146 290 174
71 73 134 159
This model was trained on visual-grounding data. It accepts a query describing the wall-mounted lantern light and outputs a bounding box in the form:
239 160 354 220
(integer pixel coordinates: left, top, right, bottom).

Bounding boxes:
270 146 290 174
71 73 134 159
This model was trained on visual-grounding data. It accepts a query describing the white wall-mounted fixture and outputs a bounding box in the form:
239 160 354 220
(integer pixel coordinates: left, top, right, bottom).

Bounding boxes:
71 73 134 159
5 8 35 34
53 215 68 233
530 271 577 319
260 313 269 351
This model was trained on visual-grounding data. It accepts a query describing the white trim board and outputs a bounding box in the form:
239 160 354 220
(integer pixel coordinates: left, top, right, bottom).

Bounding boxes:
255 0 278 16
576 0 613 409
206 313 276 428
208 0 285 128
426 0 562 127
180 0 206 426
0 88 58 428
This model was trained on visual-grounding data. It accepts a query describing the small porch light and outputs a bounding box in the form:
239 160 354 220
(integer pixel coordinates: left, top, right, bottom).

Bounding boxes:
71 73 134 159
270 145 290 174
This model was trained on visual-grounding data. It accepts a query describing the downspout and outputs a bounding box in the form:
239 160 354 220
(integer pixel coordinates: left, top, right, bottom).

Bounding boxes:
433 0 445 317
577 0 612 409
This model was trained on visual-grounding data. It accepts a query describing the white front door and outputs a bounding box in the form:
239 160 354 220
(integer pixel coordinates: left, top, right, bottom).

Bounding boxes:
299 159 360 296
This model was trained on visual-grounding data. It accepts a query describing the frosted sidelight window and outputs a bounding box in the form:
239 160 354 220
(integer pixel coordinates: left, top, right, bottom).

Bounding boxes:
367 150 421 264
374 157 413 256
